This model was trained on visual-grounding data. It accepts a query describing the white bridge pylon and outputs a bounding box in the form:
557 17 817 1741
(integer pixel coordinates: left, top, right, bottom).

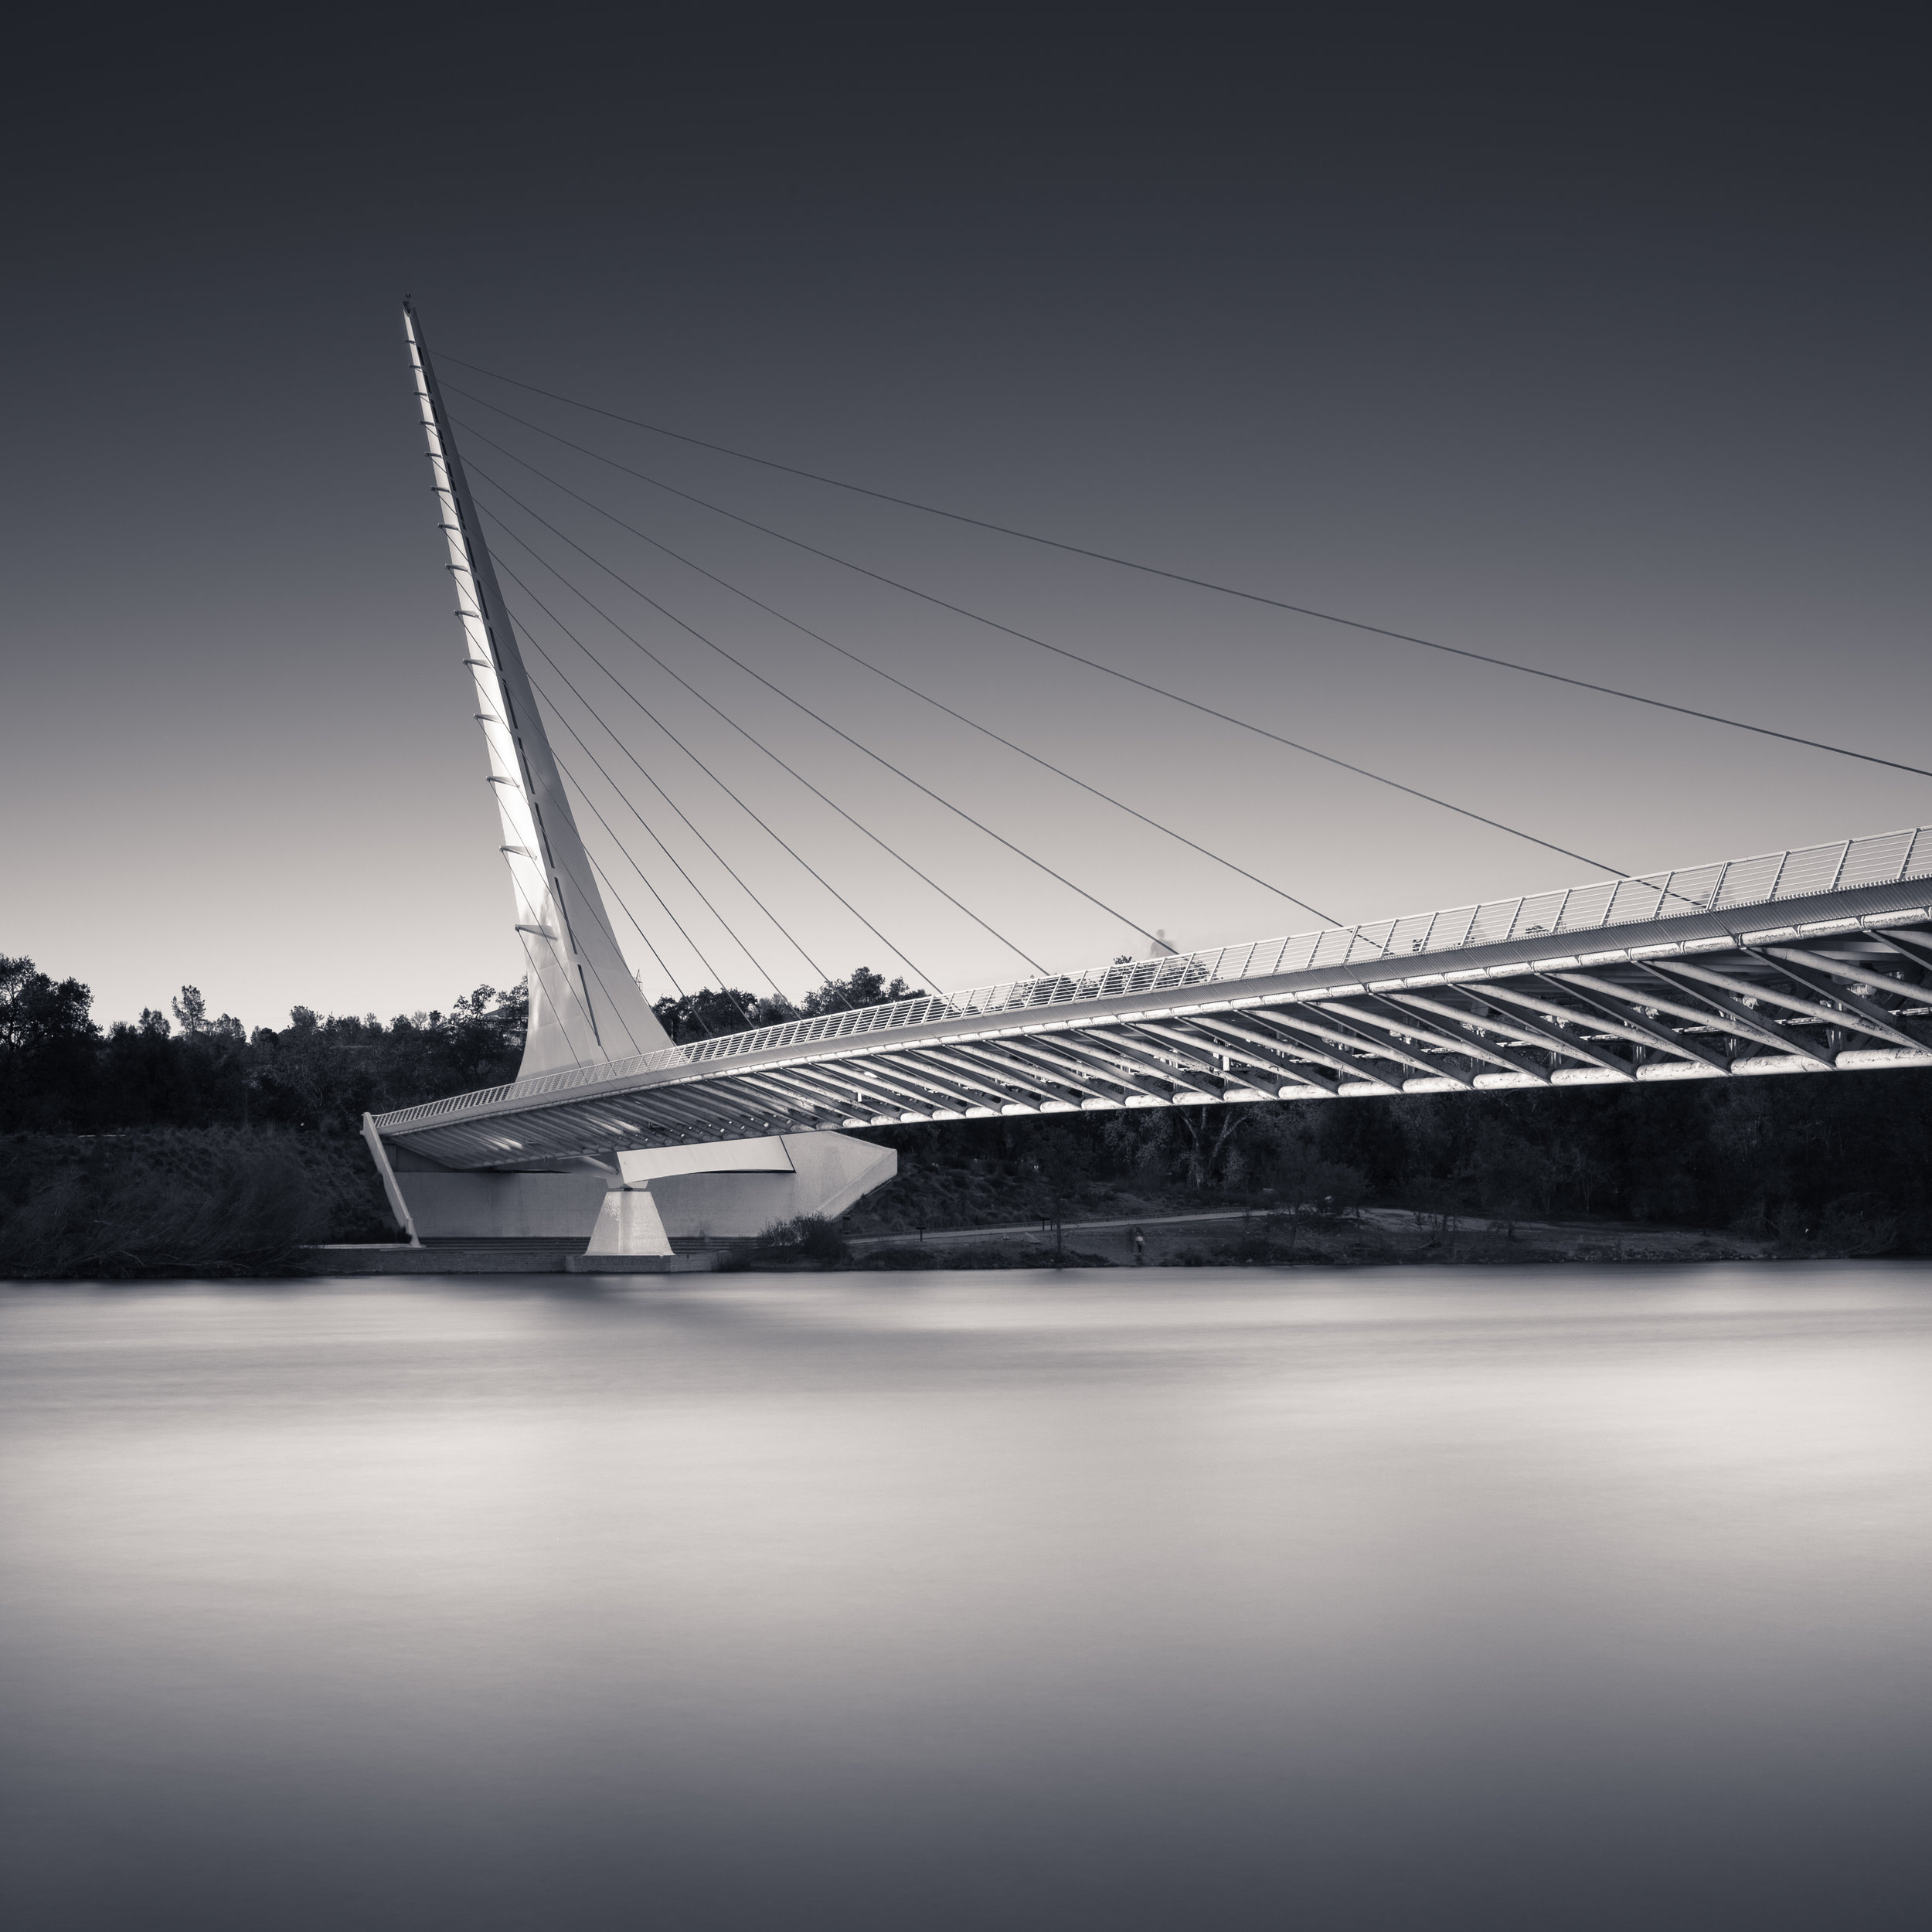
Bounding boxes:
403 300 672 1077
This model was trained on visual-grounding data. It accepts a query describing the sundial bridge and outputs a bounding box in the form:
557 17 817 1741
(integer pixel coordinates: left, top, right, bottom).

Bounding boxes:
366 304 1932 1260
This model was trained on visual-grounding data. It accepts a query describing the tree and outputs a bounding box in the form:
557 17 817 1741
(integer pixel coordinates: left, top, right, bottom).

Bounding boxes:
1458 1124 1551 1236
653 987 793 1043
1172 1104 1250 1189
1255 1115 1366 1259
1318 1099 1409 1194
0 957 100 1130
1030 1128 1094 1258
797 967 924 1018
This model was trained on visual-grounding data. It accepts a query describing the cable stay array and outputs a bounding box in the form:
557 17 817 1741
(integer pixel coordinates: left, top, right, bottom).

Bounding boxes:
519 624 828 998
495 560 920 997
543 692 766 1009
440 355 1932 787
466 417 1337 922
489 532 954 989
452 399 1628 876
426 346 1924 1017
479 464 1164 954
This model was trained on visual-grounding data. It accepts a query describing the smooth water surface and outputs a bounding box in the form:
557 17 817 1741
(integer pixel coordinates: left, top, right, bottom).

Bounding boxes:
4 1265 1930 1930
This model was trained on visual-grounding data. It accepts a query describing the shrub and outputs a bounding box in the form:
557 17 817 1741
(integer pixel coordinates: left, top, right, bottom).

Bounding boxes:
746 1213 851 1268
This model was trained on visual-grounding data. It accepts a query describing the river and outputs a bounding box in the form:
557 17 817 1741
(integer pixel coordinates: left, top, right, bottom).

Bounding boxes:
3 1264 1929 1930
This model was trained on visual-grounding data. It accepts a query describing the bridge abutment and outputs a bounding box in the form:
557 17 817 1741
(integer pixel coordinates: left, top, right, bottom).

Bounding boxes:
377 1133 898 1259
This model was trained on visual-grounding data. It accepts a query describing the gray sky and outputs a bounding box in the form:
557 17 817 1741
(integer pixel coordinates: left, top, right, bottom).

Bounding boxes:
5 5 1926 1028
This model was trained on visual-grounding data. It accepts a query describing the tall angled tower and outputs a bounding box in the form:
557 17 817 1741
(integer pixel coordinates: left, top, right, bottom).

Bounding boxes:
403 301 673 1076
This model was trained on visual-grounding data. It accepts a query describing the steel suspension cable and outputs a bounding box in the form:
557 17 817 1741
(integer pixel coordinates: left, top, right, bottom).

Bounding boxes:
510 750 686 1002
550 752 754 1029
526 647 790 1011
525 836 662 1059
473 464 1164 951
466 749 655 1059
509 927 585 1070
509 600 841 996
487 541 945 990
582 847 686 1002
474 485 1055 972
441 360 1932 786
506 647 750 1032
496 559 911 1004
454 399 1626 876
460 417 1335 923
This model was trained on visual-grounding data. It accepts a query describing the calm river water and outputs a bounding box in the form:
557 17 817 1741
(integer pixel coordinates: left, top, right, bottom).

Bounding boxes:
3 1264 1930 1930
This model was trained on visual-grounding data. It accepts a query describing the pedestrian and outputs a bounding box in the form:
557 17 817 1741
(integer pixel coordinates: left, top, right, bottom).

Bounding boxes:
1131 1226 1145 1266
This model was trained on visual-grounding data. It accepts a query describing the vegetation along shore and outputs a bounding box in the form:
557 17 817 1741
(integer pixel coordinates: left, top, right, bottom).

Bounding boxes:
4 956 1927 1279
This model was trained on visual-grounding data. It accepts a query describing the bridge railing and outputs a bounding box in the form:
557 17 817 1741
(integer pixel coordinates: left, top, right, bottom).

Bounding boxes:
376 823 1931 1131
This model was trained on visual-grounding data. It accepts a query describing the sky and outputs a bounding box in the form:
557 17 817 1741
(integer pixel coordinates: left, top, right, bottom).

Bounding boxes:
5 4 1927 1029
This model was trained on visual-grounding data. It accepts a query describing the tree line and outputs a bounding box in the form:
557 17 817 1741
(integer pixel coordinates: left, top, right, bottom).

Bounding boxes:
0 958 920 1134
6 954 1930 1252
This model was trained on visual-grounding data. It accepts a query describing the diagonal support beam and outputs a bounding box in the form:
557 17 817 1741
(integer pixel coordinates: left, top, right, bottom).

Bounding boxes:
1311 1003 1475 1087
1624 962 1831 1066
1182 1015 1344 1094
728 1070 852 1126
1556 969 1774 1060
740 1066 860 1116
1753 948 1927 1046
1643 957 1853 1037
898 1049 1032 1108
866 1053 1006 1112
819 1051 968 1114
929 1042 1080 1107
818 1057 951 1117
1057 1028 1192 1090
1386 990 1631 1077
1127 1021 1260 1090
1237 1008 1424 1087
972 1038 1132 1104
1194 1013 1367 1088
887 1047 1061 1112
1658 954 1920 1051
1337 995 1550 1083
1039 1031 1189 1102
1527 975 1731 1070
1088 1023 1242 1096
755 1061 895 1119
1874 927 1932 975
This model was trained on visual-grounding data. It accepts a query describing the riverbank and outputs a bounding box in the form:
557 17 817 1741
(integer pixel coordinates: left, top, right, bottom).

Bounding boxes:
0 1128 1884 1281
286 1207 1783 1278
846 1204 1778 1271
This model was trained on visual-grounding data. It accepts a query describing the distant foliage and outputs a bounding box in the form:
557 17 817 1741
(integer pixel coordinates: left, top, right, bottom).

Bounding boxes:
0 957 527 1134
849 1065 1932 1257
651 987 796 1044
651 967 925 1045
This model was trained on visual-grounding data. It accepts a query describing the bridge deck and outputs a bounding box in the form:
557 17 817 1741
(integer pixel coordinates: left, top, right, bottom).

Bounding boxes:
376 826 1932 1169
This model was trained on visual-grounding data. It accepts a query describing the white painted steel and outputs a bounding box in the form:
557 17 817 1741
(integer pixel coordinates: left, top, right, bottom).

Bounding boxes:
403 304 672 1077
378 824 1932 1140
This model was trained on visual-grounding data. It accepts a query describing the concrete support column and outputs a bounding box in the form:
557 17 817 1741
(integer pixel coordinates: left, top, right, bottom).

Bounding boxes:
584 1185 675 1257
